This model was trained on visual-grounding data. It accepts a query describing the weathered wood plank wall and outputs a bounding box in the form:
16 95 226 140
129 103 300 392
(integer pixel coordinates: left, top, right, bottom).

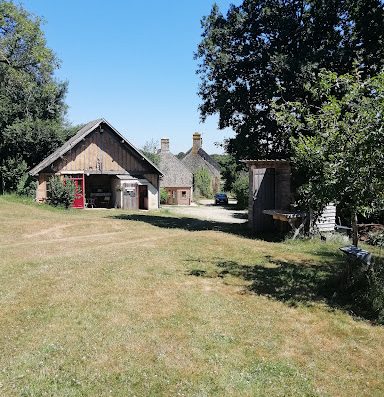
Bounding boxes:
52 126 150 175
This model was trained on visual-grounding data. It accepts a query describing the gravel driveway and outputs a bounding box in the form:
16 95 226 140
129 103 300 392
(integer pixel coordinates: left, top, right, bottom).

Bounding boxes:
162 199 248 224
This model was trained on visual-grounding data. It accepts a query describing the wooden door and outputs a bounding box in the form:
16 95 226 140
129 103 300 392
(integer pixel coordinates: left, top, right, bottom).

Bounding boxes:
252 168 275 232
123 184 138 209
65 176 84 209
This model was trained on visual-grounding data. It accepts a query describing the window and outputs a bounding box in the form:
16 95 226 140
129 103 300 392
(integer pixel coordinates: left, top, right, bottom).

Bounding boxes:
181 191 187 198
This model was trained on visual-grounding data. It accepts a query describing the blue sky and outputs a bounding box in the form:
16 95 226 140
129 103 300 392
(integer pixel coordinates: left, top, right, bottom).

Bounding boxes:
20 0 240 154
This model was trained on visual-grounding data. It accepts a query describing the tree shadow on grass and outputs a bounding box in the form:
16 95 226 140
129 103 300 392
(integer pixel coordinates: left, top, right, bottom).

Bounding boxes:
110 213 286 242
188 256 364 318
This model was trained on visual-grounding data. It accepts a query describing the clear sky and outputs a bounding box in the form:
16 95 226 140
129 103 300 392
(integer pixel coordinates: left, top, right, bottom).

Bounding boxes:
19 0 240 155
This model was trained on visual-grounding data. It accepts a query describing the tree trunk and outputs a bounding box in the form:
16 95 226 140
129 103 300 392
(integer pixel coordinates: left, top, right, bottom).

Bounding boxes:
351 211 358 247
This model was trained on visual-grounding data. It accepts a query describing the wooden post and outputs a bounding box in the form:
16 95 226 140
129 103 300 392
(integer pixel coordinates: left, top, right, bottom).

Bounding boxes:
351 211 358 247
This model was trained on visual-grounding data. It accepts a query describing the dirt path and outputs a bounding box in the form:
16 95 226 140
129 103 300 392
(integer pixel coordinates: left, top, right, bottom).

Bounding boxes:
163 199 248 224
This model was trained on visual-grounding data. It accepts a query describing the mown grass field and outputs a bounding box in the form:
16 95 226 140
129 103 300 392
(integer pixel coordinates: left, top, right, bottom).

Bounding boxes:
0 196 383 396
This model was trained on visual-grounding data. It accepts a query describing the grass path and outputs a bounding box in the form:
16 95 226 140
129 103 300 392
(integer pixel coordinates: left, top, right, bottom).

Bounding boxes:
0 197 383 396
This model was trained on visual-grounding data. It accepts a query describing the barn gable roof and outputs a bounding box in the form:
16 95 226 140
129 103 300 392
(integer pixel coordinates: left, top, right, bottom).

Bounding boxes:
29 118 163 176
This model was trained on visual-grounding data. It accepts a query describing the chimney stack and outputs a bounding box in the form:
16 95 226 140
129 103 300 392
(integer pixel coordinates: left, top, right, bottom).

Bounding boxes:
160 137 169 153
192 132 202 155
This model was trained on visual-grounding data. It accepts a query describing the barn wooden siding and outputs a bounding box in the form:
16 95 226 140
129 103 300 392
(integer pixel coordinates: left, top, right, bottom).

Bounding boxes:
52 126 146 175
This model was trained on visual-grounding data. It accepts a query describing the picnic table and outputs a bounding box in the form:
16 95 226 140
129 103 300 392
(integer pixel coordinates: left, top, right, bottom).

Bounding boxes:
262 209 308 239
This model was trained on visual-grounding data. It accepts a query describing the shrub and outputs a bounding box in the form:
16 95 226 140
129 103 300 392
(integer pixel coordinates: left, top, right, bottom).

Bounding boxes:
232 172 249 209
194 168 212 198
367 230 384 247
343 256 384 324
160 188 168 204
47 176 75 208
16 174 37 197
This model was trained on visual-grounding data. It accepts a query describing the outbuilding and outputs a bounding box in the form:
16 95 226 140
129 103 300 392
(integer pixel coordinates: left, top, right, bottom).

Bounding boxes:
243 159 335 234
29 119 163 210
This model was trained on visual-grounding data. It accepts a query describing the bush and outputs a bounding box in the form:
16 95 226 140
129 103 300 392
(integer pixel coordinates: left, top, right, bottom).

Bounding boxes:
47 176 75 208
194 168 212 198
232 173 249 209
16 174 37 197
367 230 384 247
160 188 168 204
0 157 28 192
343 256 384 324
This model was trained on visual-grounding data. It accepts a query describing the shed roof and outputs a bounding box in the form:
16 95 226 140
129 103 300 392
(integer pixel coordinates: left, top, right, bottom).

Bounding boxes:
241 159 290 169
29 118 163 176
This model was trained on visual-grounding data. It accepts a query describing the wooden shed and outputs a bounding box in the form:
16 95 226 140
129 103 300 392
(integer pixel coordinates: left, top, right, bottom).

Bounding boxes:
158 138 193 205
243 160 292 233
29 119 163 210
243 160 336 234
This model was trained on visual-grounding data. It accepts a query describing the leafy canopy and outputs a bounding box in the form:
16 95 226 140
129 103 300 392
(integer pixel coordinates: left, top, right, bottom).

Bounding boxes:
141 139 160 166
0 1 70 191
196 0 384 160
274 70 384 220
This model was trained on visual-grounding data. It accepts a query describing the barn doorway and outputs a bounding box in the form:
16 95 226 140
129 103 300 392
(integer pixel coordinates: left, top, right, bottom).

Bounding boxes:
139 185 148 210
64 175 85 209
85 175 113 208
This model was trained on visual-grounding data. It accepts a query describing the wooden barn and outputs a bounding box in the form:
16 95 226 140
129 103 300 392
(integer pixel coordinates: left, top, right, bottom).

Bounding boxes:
29 119 163 210
181 133 221 194
158 138 193 205
243 160 336 235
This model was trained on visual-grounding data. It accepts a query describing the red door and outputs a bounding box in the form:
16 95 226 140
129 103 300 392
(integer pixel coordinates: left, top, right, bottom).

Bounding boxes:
65 176 85 208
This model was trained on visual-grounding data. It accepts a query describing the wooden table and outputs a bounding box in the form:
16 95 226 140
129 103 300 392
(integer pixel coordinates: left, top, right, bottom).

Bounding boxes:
263 209 308 239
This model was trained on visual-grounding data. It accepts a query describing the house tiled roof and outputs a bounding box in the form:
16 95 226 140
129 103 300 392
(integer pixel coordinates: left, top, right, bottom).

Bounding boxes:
159 151 193 188
181 148 221 178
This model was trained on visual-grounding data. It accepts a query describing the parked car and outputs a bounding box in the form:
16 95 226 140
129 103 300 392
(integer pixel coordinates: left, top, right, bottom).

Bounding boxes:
215 193 228 205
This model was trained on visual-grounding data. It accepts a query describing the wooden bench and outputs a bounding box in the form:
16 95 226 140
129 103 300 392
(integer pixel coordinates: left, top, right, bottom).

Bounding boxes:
263 209 308 239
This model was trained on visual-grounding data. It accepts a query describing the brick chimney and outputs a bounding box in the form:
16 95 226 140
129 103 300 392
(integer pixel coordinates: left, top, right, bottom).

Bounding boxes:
192 132 202 155
160 138 169 153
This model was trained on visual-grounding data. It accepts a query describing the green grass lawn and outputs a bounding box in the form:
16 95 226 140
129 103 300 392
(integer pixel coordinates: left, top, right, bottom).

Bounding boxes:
0 196 383 396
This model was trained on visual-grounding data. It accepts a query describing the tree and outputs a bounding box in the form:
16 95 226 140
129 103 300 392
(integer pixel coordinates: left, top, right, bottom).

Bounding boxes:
194 167 212 198
196 0 384 161
0 1 69 191
274 70 384 245
232 172 249 209
141 139 160 166
211 153 244 192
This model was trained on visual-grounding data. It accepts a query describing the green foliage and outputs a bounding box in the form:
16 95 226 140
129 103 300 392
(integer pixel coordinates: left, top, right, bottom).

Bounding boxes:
0 156 28 192
194 167 212 198
141 139 160 166
232 172 249 209
47 176 75 208
343 256 384 324
16 173 37 197
196 1 384 161
0 1 69 191
275 70 384 226
160 188 168 204
367 231 384 248
211 154 244 192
